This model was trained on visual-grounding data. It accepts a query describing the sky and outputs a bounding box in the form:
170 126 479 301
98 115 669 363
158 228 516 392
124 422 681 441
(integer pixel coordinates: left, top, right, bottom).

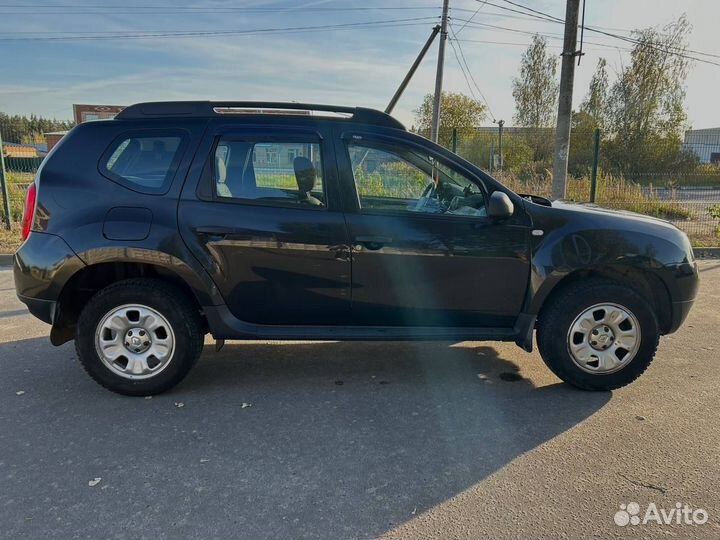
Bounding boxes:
0 0 718 129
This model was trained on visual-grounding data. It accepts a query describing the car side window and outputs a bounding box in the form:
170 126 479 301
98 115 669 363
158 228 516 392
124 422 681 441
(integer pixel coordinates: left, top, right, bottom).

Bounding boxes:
101 133 184 193
347 140 486 217
214 139 325 208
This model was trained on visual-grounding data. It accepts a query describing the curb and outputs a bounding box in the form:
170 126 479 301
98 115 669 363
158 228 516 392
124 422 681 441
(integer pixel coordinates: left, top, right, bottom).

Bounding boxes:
694 248 720 259
0 253 13 267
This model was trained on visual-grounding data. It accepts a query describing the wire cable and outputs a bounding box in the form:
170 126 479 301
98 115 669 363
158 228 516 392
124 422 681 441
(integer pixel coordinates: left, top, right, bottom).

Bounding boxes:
448 22 496 121
0 17 440 41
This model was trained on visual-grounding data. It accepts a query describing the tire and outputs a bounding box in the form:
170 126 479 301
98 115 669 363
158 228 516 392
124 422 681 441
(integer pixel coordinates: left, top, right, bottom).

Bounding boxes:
536 279 659 391
75 279 204 396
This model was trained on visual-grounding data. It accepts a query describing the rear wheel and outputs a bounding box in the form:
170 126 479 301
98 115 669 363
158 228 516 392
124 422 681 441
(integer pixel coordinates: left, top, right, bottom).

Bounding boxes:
75 279 204 396
537 279 659 391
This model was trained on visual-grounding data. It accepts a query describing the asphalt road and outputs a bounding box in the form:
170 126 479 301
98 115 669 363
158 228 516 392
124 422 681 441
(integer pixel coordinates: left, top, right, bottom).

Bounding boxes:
1 263 719 540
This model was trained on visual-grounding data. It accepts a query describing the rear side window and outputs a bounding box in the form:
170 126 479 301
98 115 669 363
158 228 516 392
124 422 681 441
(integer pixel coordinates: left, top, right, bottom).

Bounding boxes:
100 131 186 193
213 138 325 208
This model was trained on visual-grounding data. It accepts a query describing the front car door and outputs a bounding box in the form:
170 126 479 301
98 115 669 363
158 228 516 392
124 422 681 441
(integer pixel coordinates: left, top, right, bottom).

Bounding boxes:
334 130 531 328
179 122 352 325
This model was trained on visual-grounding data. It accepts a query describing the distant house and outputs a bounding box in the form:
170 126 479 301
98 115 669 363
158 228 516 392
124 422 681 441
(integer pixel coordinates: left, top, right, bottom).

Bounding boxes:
45 131 68 152
2 141 42 158
683 128 720 164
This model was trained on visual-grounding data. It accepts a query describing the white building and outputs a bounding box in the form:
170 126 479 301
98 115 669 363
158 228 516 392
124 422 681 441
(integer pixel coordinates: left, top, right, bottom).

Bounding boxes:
683 128 720 163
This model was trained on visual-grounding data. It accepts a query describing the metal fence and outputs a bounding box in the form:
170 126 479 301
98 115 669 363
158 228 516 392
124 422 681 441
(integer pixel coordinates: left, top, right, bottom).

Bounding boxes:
1 130 40 226
439 127 720 245
2 124 720 246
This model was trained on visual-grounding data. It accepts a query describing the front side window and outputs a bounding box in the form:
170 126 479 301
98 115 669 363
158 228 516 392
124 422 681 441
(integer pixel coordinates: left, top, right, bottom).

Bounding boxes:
102 133 184 192
347 140 486 217
214 139 324 207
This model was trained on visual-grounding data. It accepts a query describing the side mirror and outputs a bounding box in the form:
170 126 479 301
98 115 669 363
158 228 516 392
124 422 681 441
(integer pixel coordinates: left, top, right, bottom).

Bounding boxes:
487 191 514 219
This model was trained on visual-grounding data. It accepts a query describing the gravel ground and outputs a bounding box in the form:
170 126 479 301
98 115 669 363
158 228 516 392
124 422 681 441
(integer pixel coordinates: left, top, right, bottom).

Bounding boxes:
0 263 718 540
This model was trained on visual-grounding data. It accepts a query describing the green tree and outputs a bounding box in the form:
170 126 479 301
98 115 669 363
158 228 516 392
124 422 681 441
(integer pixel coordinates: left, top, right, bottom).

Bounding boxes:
580 58 609 130
512 34 558 162
603 15 695 176
413 92 486 148
0 112 74 145
568 111 599 176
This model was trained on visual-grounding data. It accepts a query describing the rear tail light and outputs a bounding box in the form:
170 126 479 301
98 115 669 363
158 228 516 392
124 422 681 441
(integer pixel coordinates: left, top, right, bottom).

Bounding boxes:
21 182 37 241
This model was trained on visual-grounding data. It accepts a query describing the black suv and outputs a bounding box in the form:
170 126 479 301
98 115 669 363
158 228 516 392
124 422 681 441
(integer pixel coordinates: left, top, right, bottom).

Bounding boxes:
14 101 699 396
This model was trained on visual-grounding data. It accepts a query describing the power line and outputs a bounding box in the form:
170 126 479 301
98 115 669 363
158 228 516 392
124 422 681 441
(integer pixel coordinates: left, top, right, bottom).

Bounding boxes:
0 3 436 9
0 17 440 41
448 33 485 108
454 0 488 36
448 23 496 121
454 37 628 52
488 0 720 62
458 2 720 68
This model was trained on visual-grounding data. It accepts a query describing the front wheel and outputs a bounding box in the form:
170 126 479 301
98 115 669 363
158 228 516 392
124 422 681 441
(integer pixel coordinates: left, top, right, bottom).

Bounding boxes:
75 279 204 396
537 279 660 391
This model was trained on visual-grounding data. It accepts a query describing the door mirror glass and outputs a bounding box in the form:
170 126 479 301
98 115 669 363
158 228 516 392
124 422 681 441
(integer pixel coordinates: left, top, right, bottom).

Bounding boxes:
487 191 514 219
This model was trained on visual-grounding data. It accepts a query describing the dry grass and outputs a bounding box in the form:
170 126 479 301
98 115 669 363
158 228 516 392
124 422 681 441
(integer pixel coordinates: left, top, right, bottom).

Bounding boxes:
496 172 697 221
0 225 21 253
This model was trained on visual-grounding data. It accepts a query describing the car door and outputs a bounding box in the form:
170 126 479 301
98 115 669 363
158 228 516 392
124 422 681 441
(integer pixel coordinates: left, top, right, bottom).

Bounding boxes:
335 130 531 328
179 122 352 325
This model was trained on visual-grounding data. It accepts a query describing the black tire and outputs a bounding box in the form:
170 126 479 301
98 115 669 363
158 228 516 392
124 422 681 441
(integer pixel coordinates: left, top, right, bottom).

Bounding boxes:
75 279 204 396
536 279 659 391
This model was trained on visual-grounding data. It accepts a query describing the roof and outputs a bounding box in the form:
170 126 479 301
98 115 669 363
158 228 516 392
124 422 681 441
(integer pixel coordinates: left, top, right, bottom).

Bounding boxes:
115 101 405 130
3 141 38 148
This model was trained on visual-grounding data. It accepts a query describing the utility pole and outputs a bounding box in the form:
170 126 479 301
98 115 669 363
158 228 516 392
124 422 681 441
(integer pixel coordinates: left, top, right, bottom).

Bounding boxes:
430 0 450 144
386 25 441 114
497 119 505 170
551 0 581 200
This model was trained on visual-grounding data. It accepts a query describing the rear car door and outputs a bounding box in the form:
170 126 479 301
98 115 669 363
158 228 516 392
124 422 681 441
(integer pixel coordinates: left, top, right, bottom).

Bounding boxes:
335 130 531 328
179 122 352 325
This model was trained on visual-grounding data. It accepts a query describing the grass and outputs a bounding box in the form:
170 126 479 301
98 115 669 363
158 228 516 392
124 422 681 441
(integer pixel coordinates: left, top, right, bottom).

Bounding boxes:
0 225 22 253
497 172 698 221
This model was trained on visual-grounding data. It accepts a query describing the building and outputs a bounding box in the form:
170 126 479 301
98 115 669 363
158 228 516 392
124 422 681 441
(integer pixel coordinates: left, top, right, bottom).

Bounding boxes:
2 142 42 158
683 128 720 164
45 131 68 152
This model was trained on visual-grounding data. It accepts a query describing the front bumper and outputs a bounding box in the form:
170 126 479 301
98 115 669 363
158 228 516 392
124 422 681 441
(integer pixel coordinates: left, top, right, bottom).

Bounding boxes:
663 259 699 334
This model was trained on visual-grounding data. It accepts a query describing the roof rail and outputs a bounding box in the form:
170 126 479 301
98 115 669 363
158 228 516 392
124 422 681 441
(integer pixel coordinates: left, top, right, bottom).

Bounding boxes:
115 101 405 130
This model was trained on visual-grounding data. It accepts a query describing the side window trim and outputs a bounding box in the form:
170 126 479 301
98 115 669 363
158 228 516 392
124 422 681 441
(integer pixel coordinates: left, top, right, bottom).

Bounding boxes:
98 128 189 195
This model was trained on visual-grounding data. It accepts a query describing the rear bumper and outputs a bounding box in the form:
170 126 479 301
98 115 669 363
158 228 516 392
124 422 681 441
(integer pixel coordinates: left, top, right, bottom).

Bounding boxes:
13 232 85 324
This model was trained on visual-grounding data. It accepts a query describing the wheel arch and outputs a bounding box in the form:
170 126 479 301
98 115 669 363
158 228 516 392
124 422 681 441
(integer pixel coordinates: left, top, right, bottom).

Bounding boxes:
51 255 217 345
532 266 673 335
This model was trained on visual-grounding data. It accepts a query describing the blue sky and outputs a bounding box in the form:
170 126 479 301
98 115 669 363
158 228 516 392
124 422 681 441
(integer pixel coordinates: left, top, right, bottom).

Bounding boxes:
1 0 718 128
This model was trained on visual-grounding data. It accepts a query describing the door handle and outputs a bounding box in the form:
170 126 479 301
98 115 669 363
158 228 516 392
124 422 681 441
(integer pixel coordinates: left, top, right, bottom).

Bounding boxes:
355 235 393 244
196 226 233 241
354 235 392 250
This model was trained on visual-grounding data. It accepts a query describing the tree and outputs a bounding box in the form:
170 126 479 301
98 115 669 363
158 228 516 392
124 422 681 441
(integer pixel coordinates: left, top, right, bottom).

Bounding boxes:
580 58 609 130
511 35 559 161
413 92 486 148
603 15 695 176
568 111 599 176
0 112 74 145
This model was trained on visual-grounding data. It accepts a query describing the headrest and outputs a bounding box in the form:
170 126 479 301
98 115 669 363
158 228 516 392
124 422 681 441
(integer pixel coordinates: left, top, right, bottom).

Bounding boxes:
293 156 316 193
